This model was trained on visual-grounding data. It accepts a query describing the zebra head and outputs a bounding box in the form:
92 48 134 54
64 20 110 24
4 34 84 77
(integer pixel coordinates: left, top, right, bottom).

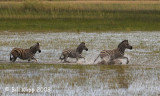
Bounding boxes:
30 42 41 54
118 40 133 50
76 42 88 54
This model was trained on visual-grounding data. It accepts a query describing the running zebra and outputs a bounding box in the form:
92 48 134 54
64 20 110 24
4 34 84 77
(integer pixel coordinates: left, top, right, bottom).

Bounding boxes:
59 42 88 63
10 42 41 62
94 40 132 64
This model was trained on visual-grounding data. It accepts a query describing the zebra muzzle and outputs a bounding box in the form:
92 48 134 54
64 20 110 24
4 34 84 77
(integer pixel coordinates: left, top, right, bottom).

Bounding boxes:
39 50 41 53
129 46 133 50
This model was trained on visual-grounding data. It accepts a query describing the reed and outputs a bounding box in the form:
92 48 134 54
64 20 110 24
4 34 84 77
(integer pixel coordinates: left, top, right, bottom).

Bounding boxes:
0 1 160 32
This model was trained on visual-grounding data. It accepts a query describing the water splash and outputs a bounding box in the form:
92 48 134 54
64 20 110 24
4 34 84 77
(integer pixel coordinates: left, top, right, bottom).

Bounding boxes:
0 31 160 65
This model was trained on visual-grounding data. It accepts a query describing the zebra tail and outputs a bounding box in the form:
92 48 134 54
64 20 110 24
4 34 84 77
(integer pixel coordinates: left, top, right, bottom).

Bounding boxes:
93 55 100 64
10 53 12 61
59 54 64 60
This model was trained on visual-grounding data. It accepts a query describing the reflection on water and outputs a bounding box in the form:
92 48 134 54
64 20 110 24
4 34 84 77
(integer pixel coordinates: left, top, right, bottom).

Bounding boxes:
0 64 160 96
0 31 160 65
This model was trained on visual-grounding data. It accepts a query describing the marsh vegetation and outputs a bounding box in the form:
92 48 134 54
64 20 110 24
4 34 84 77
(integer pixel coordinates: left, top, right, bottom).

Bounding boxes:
0 1 160 32
0 0 160 95
0 31 159 95
0 63 160 96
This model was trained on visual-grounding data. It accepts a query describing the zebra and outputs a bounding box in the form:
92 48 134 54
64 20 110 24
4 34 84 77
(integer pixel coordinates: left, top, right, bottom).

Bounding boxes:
94 40 132 65
10 42 41 62
59 42 88 63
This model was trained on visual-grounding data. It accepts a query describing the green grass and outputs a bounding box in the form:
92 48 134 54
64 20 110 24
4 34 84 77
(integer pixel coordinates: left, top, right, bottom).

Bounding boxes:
0 63 127 70
0 12 159 32
0 1 160 32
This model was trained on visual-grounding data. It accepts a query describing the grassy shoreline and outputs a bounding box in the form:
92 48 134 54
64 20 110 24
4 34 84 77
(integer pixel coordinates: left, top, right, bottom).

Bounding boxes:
0 1 160 32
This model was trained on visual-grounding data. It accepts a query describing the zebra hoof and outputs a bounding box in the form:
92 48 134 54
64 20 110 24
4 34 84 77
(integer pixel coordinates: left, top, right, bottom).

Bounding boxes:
63 61 70 63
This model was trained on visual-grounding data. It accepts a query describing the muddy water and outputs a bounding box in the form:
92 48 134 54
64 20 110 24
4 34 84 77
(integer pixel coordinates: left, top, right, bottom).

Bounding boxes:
0 31 160 95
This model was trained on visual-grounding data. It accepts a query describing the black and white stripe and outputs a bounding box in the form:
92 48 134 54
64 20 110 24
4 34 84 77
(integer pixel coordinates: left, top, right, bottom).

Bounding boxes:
10 42 41 62
59 42 88 63
94 40 132 64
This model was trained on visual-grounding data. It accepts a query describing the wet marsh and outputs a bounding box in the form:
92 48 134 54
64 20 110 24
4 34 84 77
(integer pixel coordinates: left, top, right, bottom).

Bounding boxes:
0 63 160 96
0 1 160 95
0 31 160 95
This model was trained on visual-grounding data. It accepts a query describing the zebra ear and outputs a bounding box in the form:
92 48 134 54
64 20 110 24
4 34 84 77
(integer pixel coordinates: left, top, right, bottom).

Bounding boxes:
37 42 39 46
123 40 128 42
81 42 85 45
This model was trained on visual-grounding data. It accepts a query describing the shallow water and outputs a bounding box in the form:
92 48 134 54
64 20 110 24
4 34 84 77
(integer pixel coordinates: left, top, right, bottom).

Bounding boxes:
0 64 160 96
0 31 160 65
0 31 160 95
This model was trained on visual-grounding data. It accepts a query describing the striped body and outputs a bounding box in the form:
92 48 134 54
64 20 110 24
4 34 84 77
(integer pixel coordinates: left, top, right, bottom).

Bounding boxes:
59 42 88 63
10 42 41 62
10 48 34 60
94 40 132 64
99 49 124 60
62 48 81 58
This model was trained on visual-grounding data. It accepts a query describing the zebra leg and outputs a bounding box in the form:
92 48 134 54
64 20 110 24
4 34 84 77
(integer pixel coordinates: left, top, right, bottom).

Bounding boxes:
12 57 17 62
64 55 70 63
76 57 79 63
98 56 110 65
76 54 85 63
59 54 64 62
103 56 111 65
10 53 17 62
107 60 114 65
93 55 100 64
10 53 12 61
31 57 37 62
81 56 85 62
124 57 129 64
117 57 129 64
98 60 106 64
28 58 31 62
79 54 85 62
83 57 85 62
111 59 122 65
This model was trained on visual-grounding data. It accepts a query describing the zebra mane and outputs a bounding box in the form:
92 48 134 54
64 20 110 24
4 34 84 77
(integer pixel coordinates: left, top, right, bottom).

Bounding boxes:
118 40 128 48
76 42 85 54
30 43 39 54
